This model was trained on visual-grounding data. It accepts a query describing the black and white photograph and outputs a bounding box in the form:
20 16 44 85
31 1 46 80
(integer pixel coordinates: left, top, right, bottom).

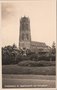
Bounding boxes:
1 0 56 88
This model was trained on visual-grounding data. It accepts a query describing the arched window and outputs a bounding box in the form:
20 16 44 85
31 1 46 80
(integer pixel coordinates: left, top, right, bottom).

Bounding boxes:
26 34 29 40
22 33 24 40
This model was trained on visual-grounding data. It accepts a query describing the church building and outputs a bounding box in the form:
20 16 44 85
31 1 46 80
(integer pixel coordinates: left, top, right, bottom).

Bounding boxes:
19 16 50 53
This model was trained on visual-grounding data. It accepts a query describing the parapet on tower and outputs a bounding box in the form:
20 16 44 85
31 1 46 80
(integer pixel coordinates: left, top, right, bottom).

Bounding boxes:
19 16 31 50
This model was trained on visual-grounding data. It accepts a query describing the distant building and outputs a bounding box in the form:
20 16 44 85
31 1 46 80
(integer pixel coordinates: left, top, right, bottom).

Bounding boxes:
19 16 51 53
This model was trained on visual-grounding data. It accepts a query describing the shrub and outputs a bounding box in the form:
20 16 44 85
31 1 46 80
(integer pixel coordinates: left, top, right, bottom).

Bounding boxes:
18 60 55 67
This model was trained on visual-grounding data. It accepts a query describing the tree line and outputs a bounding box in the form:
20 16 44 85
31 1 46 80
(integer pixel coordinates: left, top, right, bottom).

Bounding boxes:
2 42 56 65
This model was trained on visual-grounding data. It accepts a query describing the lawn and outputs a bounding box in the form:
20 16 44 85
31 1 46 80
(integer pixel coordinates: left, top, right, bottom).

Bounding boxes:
2 74 56 88
2 65 56 75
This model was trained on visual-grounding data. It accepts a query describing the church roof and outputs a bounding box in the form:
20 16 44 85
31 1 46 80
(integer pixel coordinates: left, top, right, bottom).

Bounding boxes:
31 41 46 47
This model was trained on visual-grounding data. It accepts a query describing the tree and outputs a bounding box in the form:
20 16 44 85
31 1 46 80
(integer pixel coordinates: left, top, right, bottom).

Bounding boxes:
51 41 56 54
12 44 17 49
51 41 56 61
2 44 18 65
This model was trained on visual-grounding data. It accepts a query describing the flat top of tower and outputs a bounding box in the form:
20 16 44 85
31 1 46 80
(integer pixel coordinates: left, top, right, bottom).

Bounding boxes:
23 16 27 18
22 16 28 19
20 16 30 21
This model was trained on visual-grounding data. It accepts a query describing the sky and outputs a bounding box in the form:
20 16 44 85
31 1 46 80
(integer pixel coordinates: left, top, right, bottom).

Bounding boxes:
1 0 56 47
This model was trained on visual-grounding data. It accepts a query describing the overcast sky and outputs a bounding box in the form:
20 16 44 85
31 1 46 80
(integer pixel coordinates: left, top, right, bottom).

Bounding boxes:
1 0 56 47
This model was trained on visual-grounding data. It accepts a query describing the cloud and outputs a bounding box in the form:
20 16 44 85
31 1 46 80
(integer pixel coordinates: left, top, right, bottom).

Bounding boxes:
1 3 15 19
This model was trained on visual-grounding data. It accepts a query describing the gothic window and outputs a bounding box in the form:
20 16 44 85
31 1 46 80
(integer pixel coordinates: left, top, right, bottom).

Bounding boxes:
26 34 29 40
26 24 28 30
22 23 29 31
22 33 24 40
22 23 25 30
22 34 29 41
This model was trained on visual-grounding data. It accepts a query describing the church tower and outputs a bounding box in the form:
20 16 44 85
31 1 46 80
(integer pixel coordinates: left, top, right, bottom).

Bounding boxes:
19 16 31 50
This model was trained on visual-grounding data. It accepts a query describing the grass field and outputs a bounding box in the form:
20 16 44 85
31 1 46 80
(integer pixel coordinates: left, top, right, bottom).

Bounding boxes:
2 65 56 88
2 65 56 75
2 74 56 88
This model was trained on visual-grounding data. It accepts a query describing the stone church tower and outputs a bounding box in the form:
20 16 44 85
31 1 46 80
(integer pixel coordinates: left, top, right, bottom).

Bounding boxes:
19 16 31 50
